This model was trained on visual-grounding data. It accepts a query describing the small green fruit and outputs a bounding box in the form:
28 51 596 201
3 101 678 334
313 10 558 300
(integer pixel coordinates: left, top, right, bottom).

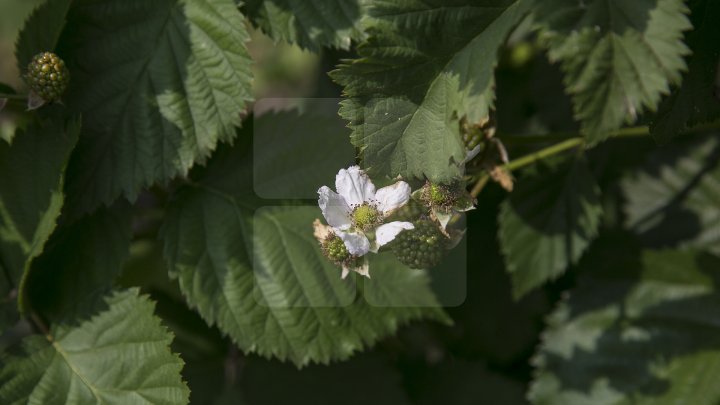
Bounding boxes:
26 52 69 102
390 220 448 269
322 234 351 264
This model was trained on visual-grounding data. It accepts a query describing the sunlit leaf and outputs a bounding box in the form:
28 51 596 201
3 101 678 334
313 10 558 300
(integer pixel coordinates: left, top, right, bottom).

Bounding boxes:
499 156 603 298
534 0 691 143
59 0 253 215
0 289 189 405
333 0 530 182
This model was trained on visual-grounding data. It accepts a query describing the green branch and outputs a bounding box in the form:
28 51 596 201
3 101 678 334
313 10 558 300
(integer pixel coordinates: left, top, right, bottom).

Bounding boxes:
469 126 651 198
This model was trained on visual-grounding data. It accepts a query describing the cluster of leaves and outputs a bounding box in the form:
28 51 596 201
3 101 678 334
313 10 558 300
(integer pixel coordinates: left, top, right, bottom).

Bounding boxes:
0 0 718 404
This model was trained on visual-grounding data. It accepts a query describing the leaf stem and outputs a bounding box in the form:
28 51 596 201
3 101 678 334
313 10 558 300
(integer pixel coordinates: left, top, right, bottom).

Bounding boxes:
469 125 651 198
469 174 489 198
499 126 649 144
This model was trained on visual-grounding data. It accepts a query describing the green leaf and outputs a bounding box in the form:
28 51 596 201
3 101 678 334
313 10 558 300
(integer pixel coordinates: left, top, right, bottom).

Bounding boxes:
650 0 720 142
623 134 720 256
0 289 190 404
25 202 133 322
243 0 366 51
59 0 253 215
499 155 603 299
0 108 80 314
332 0 530 182
252 104 355 199
161 141 449 367
529 242 720 404
533 0 691 144
14 0 72 72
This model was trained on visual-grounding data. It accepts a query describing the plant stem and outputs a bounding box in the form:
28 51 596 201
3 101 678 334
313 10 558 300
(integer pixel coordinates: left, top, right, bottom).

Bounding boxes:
469 174 489 198
500 126 649 144
505 137 582 172
468 125 651 198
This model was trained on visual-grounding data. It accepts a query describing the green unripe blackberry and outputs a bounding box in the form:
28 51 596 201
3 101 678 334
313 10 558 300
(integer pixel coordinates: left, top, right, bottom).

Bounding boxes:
323 234 351 264
26 52 69 102
390 220 448 269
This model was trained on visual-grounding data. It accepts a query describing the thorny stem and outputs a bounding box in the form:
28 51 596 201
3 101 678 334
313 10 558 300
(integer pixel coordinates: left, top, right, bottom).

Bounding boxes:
469 126 650 198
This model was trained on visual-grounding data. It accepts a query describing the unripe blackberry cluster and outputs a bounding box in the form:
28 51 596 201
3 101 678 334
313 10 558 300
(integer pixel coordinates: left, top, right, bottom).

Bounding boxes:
26 52 69 102
390 220 447 269
321 233 361 268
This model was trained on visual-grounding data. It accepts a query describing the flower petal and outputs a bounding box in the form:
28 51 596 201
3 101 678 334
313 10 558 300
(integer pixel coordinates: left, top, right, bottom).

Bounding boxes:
376 221 414 247
318 186 351 230
335 166 376 206
375 181 411 214
338 231 371 256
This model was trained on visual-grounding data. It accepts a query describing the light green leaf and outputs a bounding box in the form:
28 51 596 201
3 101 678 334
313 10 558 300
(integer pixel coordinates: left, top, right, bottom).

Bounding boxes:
529 243 720 405
499 156 603 299
244 0 366 51
14 0 72 72
534 0 691 144
161 141 448 367
623 134 720 256
0 108 80 314
0 289 190 405
60 0 253 215
25 202 133 322
332 0 530 182
650 0 720 142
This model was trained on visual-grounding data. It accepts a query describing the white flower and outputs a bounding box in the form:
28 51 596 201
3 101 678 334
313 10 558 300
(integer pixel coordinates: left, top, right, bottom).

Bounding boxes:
318 166 414 258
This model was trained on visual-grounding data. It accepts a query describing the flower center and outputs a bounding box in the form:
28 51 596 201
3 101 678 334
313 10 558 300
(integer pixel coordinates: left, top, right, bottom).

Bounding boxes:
422 182 460 211
428 184 448 205
352 203 381 230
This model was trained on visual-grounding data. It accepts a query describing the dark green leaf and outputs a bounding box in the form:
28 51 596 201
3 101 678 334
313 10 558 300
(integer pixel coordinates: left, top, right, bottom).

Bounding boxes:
650 0 720 142
0 289 190 404
252 103 355 199
530 242 720 404
623 134 720 255
244 0 366 51
332 0 530 182
25 202 133 322
14 0 72 72
60 0 253 215
534 0 691 143
499 155 603 298
0 108 80 314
